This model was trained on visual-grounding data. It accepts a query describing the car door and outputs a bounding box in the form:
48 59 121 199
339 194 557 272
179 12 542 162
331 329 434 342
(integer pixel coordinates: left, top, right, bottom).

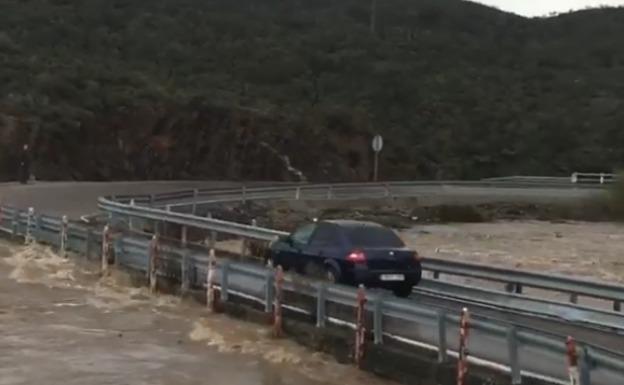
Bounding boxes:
307 223 344 268
274 223 317 271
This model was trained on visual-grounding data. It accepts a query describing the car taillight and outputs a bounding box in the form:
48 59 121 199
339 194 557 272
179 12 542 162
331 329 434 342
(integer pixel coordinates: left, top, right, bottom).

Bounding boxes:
347 250 367 264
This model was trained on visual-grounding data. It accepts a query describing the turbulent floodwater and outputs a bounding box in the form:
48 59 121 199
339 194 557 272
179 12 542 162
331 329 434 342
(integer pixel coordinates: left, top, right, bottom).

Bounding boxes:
0 241 395 385
402 220 624 284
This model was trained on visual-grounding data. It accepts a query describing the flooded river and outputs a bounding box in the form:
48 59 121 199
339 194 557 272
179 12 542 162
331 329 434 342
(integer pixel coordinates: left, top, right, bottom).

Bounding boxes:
402 220 624 284
0 241 395 385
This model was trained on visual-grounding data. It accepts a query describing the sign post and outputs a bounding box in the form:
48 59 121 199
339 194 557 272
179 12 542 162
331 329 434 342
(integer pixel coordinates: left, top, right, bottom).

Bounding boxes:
372 134 383 182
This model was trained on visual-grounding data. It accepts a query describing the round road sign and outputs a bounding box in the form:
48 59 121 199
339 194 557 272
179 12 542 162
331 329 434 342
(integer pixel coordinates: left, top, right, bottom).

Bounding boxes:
372 135 383 152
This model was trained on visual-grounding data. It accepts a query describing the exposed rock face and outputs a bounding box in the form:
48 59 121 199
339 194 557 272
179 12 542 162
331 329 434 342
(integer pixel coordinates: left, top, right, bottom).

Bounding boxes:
0 105 373 182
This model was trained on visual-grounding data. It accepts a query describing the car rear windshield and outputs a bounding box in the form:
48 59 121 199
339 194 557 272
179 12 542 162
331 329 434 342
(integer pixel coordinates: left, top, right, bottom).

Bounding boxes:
344 226 405 248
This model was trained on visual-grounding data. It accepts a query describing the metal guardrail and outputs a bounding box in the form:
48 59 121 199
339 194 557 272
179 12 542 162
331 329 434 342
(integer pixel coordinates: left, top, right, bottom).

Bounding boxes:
97 182 623 313
416 280 624 333
572 173 616 185
1 209 624 385
484 173 616 185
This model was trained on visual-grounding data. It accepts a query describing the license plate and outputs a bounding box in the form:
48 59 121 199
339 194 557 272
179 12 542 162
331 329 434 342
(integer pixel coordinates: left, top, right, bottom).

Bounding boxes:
380 274 404 282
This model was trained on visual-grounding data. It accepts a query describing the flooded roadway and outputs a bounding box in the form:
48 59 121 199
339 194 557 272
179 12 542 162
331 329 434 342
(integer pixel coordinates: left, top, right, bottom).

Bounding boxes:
0 241 395 385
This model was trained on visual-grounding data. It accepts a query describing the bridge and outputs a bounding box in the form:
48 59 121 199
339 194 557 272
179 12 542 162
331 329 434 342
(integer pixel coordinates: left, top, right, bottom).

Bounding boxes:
0 178 622 385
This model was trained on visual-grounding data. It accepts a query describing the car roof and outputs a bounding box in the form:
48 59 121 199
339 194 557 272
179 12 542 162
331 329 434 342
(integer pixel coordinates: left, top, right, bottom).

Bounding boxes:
322 219 384 228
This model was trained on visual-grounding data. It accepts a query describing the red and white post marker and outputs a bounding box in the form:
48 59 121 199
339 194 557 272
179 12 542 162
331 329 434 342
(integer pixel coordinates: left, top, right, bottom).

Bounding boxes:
566 336 580 385
273 265 284 337
355 284 367 368
206 248 217 312
149 234 159 293
457 307 470 385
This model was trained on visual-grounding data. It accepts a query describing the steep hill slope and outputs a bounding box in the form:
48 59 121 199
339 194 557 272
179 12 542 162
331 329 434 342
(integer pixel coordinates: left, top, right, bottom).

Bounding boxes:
1 0 623 181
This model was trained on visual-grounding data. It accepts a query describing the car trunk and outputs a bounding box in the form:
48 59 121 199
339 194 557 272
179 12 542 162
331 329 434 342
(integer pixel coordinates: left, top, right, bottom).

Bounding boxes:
361 247 416 270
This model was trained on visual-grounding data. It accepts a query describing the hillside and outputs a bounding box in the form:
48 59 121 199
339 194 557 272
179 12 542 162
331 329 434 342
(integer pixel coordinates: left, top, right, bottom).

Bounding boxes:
1 0 623 181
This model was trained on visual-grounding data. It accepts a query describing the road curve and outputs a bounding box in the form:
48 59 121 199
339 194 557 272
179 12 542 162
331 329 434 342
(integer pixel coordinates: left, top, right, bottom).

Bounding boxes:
0 181 243 218
1 181 604 219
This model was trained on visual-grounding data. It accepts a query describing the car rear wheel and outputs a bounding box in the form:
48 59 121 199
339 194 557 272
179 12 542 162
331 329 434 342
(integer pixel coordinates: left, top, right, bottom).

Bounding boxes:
392 283 414 298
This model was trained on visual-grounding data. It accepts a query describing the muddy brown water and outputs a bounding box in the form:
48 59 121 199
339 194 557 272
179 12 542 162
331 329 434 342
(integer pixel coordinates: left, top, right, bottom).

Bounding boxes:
402 220 624 284
0 241 396 385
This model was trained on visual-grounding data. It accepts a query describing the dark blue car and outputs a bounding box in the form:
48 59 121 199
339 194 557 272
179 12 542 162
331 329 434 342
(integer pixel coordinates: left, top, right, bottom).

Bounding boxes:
267 220 422 297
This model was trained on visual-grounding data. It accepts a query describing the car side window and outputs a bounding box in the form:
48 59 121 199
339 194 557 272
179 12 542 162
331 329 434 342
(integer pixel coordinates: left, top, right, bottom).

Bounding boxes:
309 224 340 247
291 223 317 245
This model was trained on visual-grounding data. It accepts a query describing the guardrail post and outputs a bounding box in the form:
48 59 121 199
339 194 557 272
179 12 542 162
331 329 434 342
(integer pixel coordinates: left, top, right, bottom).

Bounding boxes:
181 251 190 295
373 295 383 345
579 345 591 385
571 172 578 184
85 228 93 258
60 215 68 258
11 209 19 239
295 186 301 200
327 185 333 200
206 248 217 312
191 189 199 215
614 301 621 312
113 236 123 267
437 309 448 363
433 271 440 279
505 283 522 294
181 225 188 248
240 237 248 258
570 293 578 304
101 225 111 275
149 194 155 206
273 265 284 338
163 205 171 236
316 283 326 328
507 326 521 385
35 214 43 242
384 183 390 198
207 213 217 249
128 199 135 231
457 307 470 385
149 235 159 293
354 284 367 368
600 173 605 185
242 185 247 203
25 207 34 244
221 261 230 303
264 269 274 313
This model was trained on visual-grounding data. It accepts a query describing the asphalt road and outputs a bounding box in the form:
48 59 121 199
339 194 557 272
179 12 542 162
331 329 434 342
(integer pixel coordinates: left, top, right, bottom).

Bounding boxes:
0 181 242 218
1 181 604 219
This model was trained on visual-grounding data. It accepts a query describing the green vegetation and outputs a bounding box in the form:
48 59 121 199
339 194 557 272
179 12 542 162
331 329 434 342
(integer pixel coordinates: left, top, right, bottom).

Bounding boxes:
1 0 623 181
